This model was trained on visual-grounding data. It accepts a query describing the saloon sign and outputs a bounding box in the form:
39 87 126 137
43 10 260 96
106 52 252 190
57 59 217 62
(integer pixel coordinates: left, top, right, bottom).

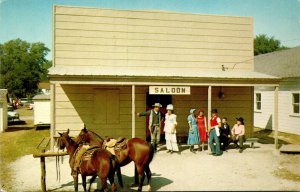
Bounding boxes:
149 86 191 95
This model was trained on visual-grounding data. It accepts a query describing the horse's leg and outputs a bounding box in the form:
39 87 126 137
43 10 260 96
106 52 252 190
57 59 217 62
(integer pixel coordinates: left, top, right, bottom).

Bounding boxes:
134 164 139 185
81 174 87 192
108 171 117 192
136 164 146 192
144 165 152 191
99 176 108 192
88 175 97 192
73 175 79 192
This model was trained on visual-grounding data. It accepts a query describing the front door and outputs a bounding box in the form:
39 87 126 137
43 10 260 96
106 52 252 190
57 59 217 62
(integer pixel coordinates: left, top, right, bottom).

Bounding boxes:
145 92 172 142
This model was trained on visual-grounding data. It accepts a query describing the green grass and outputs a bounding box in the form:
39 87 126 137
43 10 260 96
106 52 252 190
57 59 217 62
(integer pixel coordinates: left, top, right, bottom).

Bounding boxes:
0 129 49 191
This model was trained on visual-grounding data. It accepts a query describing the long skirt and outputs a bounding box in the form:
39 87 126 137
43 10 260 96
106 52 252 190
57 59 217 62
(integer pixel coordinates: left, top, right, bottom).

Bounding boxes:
187 125 200 145
165 132 179 151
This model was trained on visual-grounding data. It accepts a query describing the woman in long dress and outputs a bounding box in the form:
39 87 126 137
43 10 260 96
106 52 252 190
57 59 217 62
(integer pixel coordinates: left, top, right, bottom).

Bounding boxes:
187 109 200 152
197 109 208 151
164 104 179 153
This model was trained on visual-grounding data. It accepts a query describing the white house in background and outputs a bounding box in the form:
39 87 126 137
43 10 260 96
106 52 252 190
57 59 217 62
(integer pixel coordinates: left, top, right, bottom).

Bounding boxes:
254 46 300 135
33 94 50 127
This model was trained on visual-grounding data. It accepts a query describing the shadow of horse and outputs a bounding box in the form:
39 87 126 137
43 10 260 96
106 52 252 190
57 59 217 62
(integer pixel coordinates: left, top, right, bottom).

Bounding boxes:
49 173 173 192
120 173 173 191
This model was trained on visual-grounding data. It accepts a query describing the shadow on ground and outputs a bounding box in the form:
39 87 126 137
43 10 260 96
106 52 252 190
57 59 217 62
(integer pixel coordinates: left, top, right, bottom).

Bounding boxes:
254 129 290 146
48 173 173 192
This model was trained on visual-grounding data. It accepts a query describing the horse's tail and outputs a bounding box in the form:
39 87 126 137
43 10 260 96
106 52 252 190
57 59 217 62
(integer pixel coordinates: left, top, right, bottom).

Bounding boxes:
112 155 124 188
147 143 155 165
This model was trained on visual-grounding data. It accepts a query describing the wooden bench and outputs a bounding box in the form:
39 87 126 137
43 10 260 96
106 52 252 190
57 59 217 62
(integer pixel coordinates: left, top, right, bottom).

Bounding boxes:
244 138 259 148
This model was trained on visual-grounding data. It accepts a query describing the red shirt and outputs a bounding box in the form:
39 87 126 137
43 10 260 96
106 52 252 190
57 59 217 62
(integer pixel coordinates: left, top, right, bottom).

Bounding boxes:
210 116 220 128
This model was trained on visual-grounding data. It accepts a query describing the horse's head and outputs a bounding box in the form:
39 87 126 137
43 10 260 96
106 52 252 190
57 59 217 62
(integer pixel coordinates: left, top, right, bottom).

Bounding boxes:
57 129 71 150
76 125 91 144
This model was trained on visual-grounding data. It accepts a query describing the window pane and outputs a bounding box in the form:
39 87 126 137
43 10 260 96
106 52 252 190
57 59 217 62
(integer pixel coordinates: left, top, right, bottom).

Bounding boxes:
257 102 261 110
256 93 261 102
293 104 299 114
293 93 299 104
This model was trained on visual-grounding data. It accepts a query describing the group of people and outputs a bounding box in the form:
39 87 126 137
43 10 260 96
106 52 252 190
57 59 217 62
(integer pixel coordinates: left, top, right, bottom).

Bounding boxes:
138 103 246 155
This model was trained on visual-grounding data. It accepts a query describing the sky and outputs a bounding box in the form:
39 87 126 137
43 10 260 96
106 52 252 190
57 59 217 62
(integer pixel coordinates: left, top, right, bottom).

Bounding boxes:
1 0 300 60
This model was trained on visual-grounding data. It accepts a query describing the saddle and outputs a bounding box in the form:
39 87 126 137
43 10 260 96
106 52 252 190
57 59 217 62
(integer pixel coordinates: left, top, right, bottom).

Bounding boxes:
103 137 128 155
70 145 100 176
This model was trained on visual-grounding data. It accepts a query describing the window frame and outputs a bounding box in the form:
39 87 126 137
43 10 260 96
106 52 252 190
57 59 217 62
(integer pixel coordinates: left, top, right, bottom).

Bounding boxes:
255 92 262 112
291 92 300 115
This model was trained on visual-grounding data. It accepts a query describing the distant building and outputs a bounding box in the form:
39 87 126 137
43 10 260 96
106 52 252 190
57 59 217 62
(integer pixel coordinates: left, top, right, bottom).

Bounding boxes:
38 82 50 95
0 89 8 132
254 47 300 135
33 94 50 127
48 5 279 148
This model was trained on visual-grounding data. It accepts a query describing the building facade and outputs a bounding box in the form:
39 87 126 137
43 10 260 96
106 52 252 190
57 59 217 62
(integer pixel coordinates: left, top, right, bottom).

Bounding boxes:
49 5 279 148
254 47 300 135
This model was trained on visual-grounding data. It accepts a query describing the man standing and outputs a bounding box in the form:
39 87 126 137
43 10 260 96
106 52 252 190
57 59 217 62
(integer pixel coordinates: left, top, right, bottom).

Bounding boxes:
138 103 163 152
208 109 222 156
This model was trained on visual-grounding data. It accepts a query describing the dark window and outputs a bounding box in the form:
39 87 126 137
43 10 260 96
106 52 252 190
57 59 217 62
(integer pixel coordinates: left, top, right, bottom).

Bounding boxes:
292 93 300 114
256 93 261 110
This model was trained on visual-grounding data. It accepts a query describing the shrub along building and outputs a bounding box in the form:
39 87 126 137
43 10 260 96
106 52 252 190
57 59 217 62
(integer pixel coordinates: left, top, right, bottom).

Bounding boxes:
49 5 280 149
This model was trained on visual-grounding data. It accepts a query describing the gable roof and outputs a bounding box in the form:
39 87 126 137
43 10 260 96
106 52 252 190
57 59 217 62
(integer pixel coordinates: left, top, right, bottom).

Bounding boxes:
254 46 300 78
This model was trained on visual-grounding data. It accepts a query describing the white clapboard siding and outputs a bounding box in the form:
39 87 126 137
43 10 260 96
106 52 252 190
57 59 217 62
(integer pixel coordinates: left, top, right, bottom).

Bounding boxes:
53 6 253 70
254 84 300 135
278 90 300 135
253 91 274 129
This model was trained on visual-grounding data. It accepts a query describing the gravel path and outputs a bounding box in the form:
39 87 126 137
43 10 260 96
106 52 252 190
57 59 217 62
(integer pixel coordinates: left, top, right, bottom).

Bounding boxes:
6 143 300 191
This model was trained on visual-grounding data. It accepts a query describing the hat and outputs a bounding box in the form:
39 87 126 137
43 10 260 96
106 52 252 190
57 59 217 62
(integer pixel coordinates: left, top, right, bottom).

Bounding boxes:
190 108 196 114
211 109 218 113
236 117 244 123
152 103 162 107
166 104 174 110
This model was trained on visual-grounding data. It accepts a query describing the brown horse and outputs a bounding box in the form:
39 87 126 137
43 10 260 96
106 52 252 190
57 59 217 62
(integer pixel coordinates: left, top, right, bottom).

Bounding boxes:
57 129 123 192
76 127 154 191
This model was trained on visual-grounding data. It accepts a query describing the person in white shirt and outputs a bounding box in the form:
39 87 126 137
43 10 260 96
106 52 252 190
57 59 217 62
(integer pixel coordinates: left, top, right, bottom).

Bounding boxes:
164 104 179 153
231 117 246 153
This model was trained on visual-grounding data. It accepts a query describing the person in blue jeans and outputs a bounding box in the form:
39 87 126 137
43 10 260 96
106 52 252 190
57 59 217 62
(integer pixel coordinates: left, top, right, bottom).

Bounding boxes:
208 109 222 156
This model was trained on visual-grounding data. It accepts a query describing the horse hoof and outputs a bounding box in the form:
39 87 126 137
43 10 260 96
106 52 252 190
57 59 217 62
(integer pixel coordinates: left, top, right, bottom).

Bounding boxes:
130 183 139 187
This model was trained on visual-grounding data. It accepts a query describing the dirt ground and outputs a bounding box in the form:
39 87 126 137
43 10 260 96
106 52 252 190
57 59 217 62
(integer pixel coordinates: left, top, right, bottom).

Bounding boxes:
3 143 300 192
1 109 299 191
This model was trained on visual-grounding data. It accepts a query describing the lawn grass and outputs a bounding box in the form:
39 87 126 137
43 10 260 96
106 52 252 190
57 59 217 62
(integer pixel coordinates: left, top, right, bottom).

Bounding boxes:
0 129 49 191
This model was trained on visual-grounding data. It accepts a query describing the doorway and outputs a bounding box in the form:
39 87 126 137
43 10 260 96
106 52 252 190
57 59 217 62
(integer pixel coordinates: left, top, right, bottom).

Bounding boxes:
145 92 172 142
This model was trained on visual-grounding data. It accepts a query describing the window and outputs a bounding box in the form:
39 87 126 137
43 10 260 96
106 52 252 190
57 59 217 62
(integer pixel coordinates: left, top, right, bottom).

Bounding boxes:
255 93 262 111
292 93 300 114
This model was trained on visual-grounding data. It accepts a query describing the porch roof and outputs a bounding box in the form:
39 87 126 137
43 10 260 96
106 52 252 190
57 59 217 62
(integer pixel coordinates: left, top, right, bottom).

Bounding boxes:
48 66 280 86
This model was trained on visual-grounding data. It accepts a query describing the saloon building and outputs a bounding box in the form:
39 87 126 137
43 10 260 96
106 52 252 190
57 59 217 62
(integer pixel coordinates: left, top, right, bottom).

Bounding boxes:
49 5 280 148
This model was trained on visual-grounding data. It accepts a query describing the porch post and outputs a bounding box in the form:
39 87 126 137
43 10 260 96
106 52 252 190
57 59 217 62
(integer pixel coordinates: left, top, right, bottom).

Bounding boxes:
274 86 279 149
50 83 55 151
132 85 136 138
208 86 212 151
208 86 212 121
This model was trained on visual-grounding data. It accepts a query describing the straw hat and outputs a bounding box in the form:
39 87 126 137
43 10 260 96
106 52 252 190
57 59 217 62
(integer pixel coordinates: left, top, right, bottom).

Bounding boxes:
152 103 162 107
166 104 174 110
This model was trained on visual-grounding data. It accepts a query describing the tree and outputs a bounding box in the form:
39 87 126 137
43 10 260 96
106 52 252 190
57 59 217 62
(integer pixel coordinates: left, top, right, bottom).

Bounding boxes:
0 38 50 99
254 34 289 56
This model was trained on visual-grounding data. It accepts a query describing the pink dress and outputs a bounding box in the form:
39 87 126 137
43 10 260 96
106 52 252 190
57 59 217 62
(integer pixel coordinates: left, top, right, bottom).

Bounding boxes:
197 115 207 142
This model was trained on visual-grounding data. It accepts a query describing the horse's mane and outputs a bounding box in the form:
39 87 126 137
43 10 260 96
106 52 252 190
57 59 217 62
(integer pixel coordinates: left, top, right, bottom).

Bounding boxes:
88 130 104 142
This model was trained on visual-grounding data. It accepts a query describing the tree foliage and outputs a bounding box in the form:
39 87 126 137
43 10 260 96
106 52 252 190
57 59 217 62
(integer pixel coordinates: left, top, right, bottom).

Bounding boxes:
0 39 51 99
254 34 289 56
